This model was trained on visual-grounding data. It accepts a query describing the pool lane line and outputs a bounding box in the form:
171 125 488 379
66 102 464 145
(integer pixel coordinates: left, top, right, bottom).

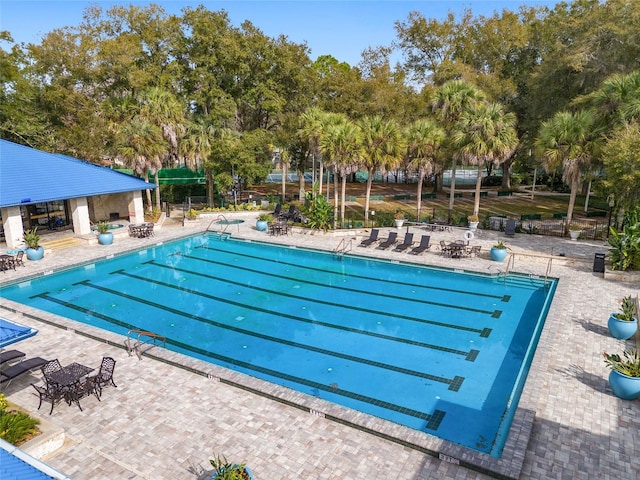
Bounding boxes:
198 245 510 303
147 260 494 339
112 267 492 342
32 289 463 399
176 253 502 319
66 278 473 387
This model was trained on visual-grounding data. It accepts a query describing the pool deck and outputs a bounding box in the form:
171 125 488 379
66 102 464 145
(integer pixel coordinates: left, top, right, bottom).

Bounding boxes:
1 212 638 480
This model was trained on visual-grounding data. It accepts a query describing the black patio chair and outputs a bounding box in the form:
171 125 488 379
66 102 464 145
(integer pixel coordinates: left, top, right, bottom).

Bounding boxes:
394 232 414 252
41 359 62 378
376 232 398 250
0 350 25 369
358 229 379 247
88 356 117 397
272 204 282 217
281 205 297 220
409 235 431 255
31 382 66 415
13 250 25 267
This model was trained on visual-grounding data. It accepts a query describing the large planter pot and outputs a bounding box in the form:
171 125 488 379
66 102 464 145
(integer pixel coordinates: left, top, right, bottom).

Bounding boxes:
490 247 508 262
256 220 269 232
98 232 114 245
569 229 581 241
608 370 640 400
25 246 44 261
468 221 479 232
607 314 638 340
394 219 405 229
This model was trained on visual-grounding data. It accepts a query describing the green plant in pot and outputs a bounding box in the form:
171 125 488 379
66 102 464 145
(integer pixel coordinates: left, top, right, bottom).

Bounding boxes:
490 240 508 261
96 221 114 246
607 295 638 339
603 349 640 400
209 453 253 480
256 213 272 232
23 227 44 261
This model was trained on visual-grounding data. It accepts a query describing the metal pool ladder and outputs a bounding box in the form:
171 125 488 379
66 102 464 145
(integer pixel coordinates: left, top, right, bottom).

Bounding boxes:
333 238 353 257
125 330 167 360
205 214 232 239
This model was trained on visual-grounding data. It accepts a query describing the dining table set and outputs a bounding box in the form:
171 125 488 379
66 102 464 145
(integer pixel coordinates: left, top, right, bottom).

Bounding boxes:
39 360 99 413
440 240 481 259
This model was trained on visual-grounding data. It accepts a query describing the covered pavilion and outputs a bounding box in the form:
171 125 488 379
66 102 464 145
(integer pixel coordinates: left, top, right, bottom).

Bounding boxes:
0 140 156 248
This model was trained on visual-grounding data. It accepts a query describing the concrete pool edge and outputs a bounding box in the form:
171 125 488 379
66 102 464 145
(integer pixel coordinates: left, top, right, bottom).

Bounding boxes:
0 297 535 480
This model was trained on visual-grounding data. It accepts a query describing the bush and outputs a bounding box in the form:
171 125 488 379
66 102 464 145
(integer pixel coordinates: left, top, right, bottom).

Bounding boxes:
0 394 39 446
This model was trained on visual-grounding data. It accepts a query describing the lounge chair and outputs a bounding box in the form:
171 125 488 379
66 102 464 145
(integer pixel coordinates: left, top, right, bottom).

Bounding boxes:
0 349 26 368
409 235 431 255
376 232 398 250
505 219 516 236
0 357 47 387
272 204 282 217
358 229 379 247
280 205 297 220
394 233 414 252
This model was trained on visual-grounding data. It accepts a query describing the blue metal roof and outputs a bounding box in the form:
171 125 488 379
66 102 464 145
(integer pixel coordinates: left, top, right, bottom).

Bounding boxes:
0 439 71 480
0 318 38 348
0 140 156 208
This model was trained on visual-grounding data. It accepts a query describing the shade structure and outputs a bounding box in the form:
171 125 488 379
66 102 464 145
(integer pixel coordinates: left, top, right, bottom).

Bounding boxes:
0 318 38 349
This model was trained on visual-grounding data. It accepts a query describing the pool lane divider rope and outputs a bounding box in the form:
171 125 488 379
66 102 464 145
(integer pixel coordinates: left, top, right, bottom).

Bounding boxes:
30 290 449 429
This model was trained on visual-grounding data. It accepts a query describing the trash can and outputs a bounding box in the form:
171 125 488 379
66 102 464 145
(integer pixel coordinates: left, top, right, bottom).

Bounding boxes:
593 253 606 273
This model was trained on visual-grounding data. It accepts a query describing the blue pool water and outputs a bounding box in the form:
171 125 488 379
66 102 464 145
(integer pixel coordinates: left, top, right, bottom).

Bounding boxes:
0 234 557 457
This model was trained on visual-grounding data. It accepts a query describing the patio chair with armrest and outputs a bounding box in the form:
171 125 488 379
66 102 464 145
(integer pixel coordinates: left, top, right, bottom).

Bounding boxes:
409 235 431 255
31 382 66 415
88 356 117 397
393 233 414 252
13 251 25 267
376 232 398 250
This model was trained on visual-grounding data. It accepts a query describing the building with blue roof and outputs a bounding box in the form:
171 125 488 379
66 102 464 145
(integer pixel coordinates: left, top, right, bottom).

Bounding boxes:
0 140 156 248
0 438 72 480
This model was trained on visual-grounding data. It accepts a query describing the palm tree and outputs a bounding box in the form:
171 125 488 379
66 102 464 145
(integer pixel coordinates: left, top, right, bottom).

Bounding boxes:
179 121 216 205
535 110 597 227
405 118 445 221
453 101 518 216
584 70 640 128
299 107 328 198
358 116 404 226
117 117 165 211
432 80 485 220
138 88 186 209
320 117 361 227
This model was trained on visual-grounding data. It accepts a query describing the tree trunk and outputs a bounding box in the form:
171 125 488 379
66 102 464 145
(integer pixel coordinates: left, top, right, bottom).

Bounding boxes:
340 171 346 228
416 171 425 222
143 172 153 212
318 160 324 197
448 158 457 222
565 177 580 231
364 168 374 226
501 158 512 190
473 163 483 216
281 162 287 204
298 166 305 204
154 171 161 211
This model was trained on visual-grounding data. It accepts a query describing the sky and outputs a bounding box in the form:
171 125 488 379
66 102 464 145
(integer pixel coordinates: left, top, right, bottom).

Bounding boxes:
1 0 560 66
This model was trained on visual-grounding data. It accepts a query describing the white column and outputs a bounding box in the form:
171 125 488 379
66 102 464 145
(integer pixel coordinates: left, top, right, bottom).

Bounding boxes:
1 206 25 249
128 191 145 224
70 197 92 235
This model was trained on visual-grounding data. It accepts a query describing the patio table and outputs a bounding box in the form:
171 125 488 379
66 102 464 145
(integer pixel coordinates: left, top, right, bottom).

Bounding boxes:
47 362 95 411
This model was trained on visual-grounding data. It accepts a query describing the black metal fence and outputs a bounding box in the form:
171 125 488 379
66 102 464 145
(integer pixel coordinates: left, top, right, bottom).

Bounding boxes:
484 216 609 240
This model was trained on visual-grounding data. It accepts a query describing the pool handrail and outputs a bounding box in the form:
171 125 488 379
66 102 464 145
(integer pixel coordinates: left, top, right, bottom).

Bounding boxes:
125 330 166 360
206 214 231 236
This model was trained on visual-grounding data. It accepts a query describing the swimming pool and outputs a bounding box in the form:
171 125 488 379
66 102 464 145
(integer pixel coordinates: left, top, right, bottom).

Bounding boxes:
0 234 556 457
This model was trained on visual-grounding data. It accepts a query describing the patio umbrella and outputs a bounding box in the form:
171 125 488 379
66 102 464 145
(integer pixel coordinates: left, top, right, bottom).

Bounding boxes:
0 318 38 348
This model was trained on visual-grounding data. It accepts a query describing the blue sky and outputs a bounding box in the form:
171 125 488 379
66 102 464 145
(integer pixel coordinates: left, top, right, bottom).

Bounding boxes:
1 1 559 66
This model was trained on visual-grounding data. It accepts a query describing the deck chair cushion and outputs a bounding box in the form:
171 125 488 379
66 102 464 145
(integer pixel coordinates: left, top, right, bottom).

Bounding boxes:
0 357 47 384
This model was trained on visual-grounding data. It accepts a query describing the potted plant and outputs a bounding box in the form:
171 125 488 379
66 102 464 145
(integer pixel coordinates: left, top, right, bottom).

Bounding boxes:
607 295 638 340
209 453 253 480
23 227 44 261
467 214 479 231
256 213 273 232
568 224 581 241
603 349 640 400
96 221 114 245
394 211 405 229
490 240 509 262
